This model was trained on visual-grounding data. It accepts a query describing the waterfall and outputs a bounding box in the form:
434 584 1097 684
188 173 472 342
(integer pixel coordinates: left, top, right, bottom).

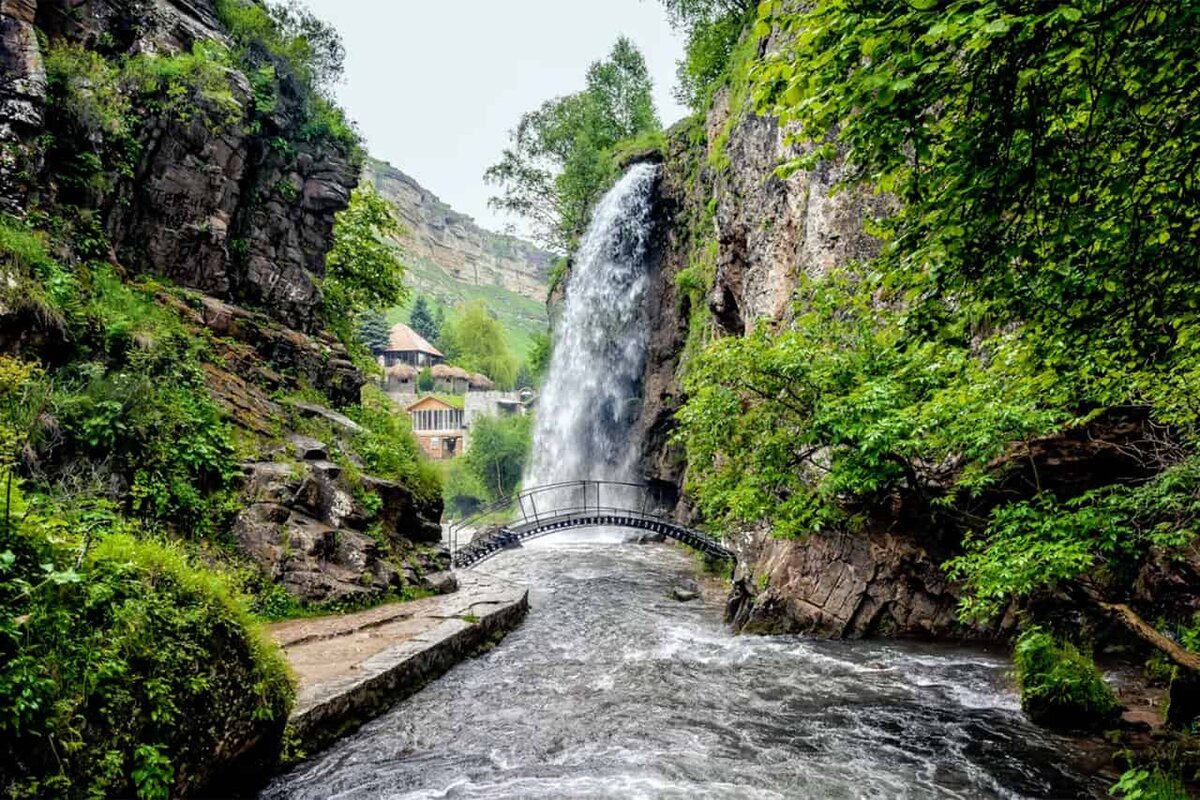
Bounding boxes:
526 163 658 494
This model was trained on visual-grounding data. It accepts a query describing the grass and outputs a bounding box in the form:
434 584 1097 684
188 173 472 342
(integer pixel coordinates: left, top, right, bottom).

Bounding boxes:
387 254 548 360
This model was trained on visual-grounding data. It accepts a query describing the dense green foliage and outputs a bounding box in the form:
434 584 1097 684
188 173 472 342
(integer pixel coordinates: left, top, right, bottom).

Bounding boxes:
526 331 552 385
0 218 298 796
1012 628 1120 730
464 414 533 501
0 524 291 799
214 0 357 149
324 186 408 364
486 37 661 251
443 413 532 517
661 0 754 109
678 0 1200 627
357 309 391 355
439 301 520 389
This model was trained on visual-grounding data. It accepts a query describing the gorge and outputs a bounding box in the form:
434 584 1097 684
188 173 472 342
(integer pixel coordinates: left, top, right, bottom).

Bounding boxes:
2 0 1199 798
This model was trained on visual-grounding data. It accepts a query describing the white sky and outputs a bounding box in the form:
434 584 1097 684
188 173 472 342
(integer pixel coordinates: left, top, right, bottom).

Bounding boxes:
303 0 688 239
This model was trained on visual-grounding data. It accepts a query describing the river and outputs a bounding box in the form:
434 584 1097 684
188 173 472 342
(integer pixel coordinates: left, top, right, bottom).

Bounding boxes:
263 535 1101 799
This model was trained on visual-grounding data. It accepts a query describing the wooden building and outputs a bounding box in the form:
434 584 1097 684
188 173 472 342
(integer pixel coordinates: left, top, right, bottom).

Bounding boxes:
381 323 443 369
406 396 464 459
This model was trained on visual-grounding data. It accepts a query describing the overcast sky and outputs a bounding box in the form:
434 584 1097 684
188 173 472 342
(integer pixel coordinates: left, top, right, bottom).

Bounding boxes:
302 0 688 239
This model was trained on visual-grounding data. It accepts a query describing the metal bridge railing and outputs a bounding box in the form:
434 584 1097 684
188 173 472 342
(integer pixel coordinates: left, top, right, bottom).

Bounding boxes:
447 480 674 563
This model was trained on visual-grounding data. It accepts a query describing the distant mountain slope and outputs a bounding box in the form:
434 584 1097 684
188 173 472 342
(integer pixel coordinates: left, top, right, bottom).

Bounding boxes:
365 157 552 357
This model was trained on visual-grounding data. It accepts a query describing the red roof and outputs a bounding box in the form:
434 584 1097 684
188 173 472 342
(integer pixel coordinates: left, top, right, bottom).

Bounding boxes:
386 323 442 357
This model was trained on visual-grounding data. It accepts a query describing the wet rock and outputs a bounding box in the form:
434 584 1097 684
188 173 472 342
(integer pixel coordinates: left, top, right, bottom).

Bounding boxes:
289 401 364 434
290 435 329 461
672 586 701 603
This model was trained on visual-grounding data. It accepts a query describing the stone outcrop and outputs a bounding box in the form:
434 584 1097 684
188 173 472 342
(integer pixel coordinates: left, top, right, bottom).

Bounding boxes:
4 0 359 332
0 0 44 213
233 453 445 606
366 156 552 302
724 526 981 639
635 34 955 640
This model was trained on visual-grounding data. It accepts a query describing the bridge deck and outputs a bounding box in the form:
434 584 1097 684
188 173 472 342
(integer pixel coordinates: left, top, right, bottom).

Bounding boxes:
449 483 734 569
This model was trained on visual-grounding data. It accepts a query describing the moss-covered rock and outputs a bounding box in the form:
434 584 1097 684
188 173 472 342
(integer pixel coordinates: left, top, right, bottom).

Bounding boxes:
1013 627 1121 731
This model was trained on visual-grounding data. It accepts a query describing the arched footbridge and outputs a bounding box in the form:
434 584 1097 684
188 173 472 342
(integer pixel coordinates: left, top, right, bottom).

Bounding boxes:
449 480 735 569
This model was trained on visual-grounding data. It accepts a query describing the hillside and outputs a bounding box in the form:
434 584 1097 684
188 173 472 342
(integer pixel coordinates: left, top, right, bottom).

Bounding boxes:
365 158 552 357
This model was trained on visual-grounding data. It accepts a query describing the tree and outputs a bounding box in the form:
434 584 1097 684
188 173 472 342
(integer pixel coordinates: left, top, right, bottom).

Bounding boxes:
356 310 390 355
463 414 531 500
408 295 439 342
417 367 433 393
485 37 661 251
439 302 519 389
322 186 407 342
527 331 551 383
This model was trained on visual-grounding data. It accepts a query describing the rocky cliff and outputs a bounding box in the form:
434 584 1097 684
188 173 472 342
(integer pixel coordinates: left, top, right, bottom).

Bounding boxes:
366 156 552 302
0 0 448 622
637 43 969 639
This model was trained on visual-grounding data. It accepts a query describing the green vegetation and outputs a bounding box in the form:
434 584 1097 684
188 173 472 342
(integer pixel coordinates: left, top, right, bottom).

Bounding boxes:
0 219 296 796
438 301 520 389
1111 768 1191 800
443 414 532 518
0 0 428 792
408 294 441 343
486 37 661 252
346 387 441 504
357 309 391 355
388 261 546 359
1012 629 1120 730
0 527 291 799
214 0 357 149
661 0 755 110
668 0 1200 787
678 0 1200 641
324 185 408 365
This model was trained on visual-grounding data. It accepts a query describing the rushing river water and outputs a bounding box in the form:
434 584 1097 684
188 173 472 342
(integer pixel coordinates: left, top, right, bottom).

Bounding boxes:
264 536 1101 799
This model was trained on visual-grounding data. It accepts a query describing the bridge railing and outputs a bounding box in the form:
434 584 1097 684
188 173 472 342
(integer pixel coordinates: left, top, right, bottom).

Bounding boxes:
448 480 671 561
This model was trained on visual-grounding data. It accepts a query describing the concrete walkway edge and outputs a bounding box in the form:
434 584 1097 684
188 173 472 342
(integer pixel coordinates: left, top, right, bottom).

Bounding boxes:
275 571 529 756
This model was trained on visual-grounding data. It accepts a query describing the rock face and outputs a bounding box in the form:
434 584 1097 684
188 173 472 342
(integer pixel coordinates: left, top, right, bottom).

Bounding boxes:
637 44 959 639
0 0 44 214
233 456 445 606
366 157 553 302
5 0 358 332
724 527 978 638
0 0 450 606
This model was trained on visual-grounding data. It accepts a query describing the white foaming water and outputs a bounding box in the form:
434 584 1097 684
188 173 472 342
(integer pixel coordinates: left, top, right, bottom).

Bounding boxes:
526 164 658 494
263 545 1099 800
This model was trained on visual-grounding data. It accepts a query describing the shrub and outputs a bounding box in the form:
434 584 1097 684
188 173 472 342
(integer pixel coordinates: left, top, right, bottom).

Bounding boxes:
1013 628 1121 730
1111 768 1190 799
0 523 293 799
347 386 441 502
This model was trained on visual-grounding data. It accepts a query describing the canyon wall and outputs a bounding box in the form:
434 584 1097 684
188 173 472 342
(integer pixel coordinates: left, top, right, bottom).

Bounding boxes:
637 60 975 639
366 157 552 303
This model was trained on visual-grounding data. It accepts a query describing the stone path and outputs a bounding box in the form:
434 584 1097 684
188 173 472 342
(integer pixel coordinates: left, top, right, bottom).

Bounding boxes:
269 570 528 753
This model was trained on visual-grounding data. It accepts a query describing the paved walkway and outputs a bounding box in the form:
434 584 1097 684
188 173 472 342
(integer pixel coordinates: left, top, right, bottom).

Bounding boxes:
269 570 528 753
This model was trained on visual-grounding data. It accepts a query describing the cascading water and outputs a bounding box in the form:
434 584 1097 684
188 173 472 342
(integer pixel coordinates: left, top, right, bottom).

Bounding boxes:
262 161 1102 800
526 163 658 491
